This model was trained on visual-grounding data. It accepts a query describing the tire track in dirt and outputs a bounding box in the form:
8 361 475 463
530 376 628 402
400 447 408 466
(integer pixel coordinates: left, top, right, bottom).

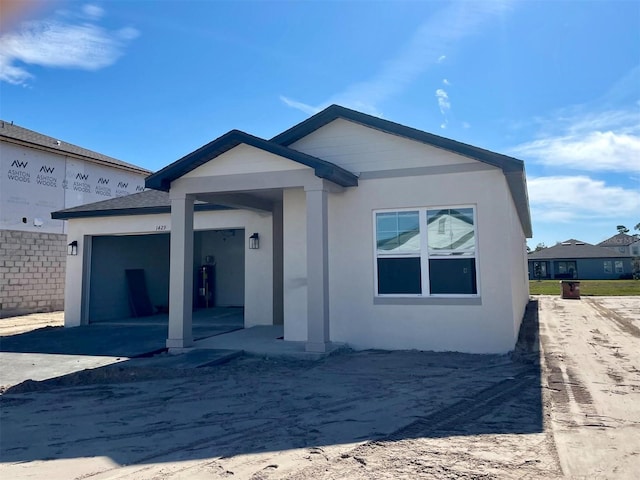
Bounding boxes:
385 369 536 440
585 297 640 338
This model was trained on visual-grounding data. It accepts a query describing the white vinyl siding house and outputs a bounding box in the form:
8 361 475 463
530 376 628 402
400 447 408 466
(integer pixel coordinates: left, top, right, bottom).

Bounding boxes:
55 105 532 354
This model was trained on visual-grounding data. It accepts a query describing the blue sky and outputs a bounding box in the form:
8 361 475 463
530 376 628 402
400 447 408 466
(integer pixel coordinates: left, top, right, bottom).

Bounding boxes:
1 0 638 248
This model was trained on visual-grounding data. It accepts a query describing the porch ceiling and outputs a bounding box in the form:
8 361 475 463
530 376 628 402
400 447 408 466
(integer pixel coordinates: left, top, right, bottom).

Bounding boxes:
195 190 282 213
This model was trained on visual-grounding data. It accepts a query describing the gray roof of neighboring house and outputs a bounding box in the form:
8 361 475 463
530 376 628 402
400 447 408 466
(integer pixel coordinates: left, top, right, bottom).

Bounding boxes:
51 190 230 220
528 239 627 260
0 120 151 175
145 129 358 191
597 233 640 247
271 105 532 238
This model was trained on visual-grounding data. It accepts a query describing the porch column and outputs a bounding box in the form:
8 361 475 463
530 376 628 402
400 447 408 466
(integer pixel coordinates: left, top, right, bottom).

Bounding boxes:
305 183 330 352
167 192 195 350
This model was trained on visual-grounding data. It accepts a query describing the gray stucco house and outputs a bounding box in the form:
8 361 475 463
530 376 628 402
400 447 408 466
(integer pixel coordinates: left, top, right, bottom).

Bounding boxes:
54 105 532 354
528 239 634 280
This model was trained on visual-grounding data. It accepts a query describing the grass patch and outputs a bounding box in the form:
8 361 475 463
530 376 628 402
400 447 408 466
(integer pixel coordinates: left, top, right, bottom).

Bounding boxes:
529 280 640 296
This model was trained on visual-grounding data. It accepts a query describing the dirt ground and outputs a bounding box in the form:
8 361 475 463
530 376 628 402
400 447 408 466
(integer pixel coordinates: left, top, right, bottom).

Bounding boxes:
0 311 64 336
1 297 639 479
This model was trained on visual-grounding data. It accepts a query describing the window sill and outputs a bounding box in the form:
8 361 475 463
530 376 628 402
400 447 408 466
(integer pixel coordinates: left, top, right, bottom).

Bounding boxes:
373 296 482 306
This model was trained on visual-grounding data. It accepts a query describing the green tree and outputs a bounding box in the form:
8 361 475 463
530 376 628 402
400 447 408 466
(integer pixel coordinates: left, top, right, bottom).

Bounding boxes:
617 225 630 234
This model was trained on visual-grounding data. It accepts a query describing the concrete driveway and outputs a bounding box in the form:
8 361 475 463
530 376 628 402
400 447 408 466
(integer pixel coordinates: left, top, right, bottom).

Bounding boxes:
0 308 243 390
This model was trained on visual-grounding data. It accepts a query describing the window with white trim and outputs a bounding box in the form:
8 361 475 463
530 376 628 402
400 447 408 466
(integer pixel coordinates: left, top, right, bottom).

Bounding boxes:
374 206 478 296
615 261 624 273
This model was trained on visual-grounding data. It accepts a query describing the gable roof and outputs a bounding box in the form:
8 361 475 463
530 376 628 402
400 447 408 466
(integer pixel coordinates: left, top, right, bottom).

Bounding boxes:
271 105 525 172
271 105 532 237
0 120 151 175
528 239 626 260
52 189 230 220
597 233 639 247
145 129 358 191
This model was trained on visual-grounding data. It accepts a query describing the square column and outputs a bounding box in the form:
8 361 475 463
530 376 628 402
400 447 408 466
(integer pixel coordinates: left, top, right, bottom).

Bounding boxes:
305 184 330 352
167 193 195 350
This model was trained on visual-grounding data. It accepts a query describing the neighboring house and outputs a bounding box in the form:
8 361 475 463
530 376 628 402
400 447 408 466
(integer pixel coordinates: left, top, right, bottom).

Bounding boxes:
53 105 532 354
632 238 640 258
528 239 633 280
0 120 151 317
597 233 640 257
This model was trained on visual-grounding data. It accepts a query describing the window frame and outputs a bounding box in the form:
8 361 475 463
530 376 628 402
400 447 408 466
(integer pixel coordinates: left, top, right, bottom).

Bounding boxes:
373 205 480 299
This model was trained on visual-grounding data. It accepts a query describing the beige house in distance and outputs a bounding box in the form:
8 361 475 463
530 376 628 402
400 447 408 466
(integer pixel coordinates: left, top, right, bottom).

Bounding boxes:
54 105 532 354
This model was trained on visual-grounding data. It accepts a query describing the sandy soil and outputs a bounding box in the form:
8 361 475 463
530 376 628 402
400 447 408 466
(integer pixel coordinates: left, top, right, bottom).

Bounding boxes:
539 296 640 479
0 311 64 336
1 297 638 479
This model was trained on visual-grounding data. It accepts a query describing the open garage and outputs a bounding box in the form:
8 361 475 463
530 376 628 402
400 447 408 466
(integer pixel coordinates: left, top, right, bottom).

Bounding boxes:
88 229 245 322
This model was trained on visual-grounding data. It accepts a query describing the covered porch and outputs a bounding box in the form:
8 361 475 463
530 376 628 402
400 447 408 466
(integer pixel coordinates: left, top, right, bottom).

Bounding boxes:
144 130 358 354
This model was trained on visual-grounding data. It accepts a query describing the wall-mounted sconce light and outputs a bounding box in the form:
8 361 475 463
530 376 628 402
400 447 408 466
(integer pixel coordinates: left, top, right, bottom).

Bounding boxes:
249 233 259 250
68 241 78 256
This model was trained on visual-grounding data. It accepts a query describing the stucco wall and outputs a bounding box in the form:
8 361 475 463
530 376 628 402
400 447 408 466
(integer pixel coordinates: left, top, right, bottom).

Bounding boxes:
64 209 272 328
283 188 307 341
281 168 526 353
324 170 518 353
0 229 66 317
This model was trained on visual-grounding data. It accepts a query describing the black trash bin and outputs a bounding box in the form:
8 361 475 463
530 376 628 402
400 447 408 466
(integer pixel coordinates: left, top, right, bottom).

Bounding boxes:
561 280 580 299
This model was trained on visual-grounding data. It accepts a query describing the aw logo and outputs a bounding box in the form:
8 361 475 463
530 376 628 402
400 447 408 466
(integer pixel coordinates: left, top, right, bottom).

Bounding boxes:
40 165 55 174
117 181 128 188
8 160 30 182
98 177 110 185
76 173 89 181
136 185 145 192
11 160 28 169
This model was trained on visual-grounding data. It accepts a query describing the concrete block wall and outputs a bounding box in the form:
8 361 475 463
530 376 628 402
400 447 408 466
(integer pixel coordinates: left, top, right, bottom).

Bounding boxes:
0 229 66 318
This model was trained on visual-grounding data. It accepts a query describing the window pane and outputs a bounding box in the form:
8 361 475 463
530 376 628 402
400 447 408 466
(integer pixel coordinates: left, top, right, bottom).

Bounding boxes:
377 257 421 294
604 261 612 273
376 211 420 254
427 208 475 253
615 261 623 273
429 258 477 294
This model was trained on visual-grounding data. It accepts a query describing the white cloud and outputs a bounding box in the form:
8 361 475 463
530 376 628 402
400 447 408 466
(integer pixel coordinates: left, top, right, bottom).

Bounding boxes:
435 89 450 114
513 131 640 173
281 0 512 116
437 55 447 63
82 4 105 20
528 176 640 223
442 78 451 86
0 6 139 85
279 96 323 116
435 88 450 128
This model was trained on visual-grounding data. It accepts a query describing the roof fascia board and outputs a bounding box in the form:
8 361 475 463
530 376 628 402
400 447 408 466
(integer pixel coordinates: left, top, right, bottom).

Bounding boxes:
51 203 230 220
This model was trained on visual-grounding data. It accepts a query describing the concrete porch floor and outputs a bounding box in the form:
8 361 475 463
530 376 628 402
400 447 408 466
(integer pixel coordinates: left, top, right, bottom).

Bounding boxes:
193 325 346 360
